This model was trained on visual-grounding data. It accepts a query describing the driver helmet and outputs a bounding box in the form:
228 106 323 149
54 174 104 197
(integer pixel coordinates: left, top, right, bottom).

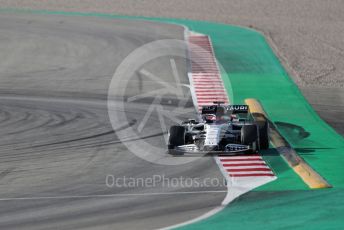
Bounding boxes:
230 114 239 122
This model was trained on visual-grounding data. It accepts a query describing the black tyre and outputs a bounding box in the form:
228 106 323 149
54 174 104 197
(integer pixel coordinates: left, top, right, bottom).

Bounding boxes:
168 126 186 155
241 125 258 145
257 121 269 149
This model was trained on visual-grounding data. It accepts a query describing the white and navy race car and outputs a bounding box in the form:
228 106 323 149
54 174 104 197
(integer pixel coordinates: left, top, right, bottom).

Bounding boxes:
167 102 269 155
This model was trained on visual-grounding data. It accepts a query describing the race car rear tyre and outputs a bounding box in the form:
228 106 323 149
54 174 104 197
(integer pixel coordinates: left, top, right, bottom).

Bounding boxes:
257 121 269 149
241 125 258 146
168 126 186 155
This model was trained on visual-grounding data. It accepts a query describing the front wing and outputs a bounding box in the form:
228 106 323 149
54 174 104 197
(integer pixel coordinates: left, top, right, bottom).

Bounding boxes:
171 144 254 155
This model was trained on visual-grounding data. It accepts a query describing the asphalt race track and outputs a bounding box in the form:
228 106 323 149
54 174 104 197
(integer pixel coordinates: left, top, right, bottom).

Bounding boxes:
0 13 226 230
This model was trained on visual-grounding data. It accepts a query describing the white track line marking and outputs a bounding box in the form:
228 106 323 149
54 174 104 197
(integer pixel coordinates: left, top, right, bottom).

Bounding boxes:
0 190 227 202
160 206 225 230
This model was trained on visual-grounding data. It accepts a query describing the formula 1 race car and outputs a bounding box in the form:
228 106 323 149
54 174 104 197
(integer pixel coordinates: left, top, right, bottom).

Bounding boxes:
167 102 269 155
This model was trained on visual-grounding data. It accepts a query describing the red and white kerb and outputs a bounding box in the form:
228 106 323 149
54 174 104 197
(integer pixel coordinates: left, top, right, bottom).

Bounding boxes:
218 154 274 177
188 33 275 179
188 34 229 111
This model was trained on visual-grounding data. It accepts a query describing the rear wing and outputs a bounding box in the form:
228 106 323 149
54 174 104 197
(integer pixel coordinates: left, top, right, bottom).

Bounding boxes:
228 105 249 114
201 104 249 115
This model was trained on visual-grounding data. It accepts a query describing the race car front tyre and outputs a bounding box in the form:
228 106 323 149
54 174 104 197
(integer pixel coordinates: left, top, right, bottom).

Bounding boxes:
168 126 186 155
257 120 269 149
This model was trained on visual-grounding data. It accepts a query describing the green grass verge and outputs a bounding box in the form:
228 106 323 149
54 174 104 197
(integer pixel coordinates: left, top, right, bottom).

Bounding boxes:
178 189 344 230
